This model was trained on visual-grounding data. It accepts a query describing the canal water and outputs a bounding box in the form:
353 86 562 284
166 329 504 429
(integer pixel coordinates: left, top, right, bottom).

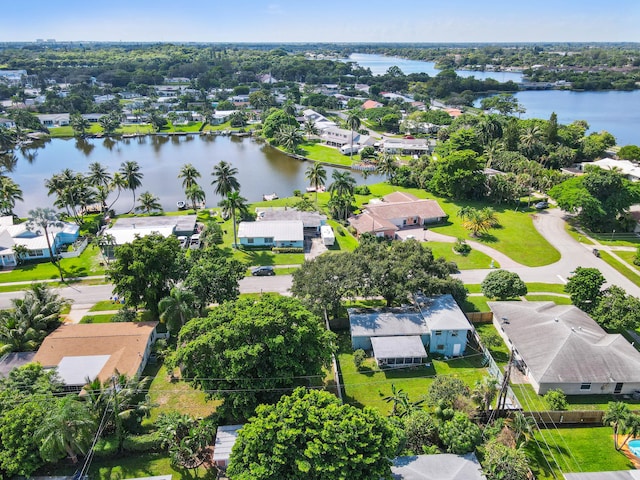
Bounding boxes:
11 135 382 216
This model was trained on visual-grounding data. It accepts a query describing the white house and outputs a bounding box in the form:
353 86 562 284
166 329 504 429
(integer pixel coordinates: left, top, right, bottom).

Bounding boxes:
489 301 640 395
237 220 304 248
37 113 70 127
580 158 640 182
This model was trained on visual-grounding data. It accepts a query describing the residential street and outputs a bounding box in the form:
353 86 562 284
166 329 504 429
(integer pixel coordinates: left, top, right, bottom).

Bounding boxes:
0 207 638 310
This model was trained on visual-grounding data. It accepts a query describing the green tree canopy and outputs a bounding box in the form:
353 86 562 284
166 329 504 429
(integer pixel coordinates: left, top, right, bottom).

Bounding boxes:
591 285 640 331
227 387 400 480
482 439 530 480
428 149 486 200
262 109 298 139
174 295 336 420
439 412 482 454
481 270 528 300
564 267 605 313
108 234 185 317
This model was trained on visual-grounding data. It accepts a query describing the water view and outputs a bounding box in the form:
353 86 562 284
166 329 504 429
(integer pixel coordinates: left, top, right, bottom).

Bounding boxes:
347 53 640 146
11 136 381 216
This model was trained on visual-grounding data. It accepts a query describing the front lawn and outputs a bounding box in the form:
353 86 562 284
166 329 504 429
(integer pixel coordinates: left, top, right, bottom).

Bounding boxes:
427 242 498 270
80 313 116 323
326 219 359 252
599 250 640 287
527 426 633 479
297 143 354 166
89 300 125 312
336 332 488 414
525 294 571 304
0 244 105 283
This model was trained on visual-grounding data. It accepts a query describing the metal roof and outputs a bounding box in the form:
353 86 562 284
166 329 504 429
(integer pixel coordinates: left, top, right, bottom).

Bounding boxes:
349 308 428 338
488 302 640 384
392 453 487 480
238 220 304 242
371 336 427 359
213 424 244 463
56 355 111 386
256 208 327 228
415 294 472 332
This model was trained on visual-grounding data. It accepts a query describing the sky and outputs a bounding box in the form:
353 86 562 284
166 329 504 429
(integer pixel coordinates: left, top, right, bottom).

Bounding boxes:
1 0 639 43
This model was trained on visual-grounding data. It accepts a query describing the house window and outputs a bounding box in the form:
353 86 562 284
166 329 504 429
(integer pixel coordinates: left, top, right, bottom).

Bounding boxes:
247 238 254 244
265 237 274 244
451 331 459 337
436 344 445 351
580 383 591 391
29 249 44 257
434 330 442 336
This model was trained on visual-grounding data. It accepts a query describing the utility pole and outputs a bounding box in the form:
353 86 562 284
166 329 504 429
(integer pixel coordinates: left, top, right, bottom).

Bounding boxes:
111 376 123 451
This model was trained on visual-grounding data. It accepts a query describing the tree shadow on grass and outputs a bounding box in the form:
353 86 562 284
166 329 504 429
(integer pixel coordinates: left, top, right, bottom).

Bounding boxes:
477 233 498 243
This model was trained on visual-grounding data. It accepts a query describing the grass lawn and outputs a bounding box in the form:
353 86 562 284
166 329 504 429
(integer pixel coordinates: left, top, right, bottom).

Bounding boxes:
89 300 125 312
615 250 638 266
336 332 488 414
326 219 359 252
525 294 571 304
297 143 354 166
202 120 232 131
80 313 116 323
599 250 640 287
565 222 595 245
527 427 633 479
427 242 498 270
0 245 105 283
473 322 510 366
461 296 491 312
348 183 559 267
145 363 220 425
512 383 640 412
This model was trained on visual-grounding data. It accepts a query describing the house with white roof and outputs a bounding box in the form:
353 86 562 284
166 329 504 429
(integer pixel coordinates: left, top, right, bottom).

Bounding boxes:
392 453 486 480
348 294 472 366
489 301 640 395
580 158 640 182
102 215 197 251
237 220 304 248
0 216 79 267
36 113 70 127
212 424 244 470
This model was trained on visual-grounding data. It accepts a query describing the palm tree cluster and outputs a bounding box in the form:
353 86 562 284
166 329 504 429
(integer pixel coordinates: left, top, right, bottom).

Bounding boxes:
178 163 206 210
45 160 147 222
304 163 327 203
604 401 640 451
327 170 356 221
457 206 499 237
0 283 66 355
0 126 22 216
212 160 247 248
157 412 214 469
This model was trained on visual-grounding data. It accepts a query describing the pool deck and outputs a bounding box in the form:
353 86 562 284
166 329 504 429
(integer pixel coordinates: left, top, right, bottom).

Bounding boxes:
617 435 640 469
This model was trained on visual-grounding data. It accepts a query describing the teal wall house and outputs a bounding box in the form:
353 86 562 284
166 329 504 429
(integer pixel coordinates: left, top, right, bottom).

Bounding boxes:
237 220 304 248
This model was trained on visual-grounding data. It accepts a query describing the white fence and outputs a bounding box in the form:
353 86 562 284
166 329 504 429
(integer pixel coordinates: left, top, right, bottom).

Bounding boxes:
59 237 89 259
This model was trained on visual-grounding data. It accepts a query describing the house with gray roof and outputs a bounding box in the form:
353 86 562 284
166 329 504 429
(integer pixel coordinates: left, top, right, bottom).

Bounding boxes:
392 453 486 480
348 294 472 366
255 207 327 235
489 301 640 395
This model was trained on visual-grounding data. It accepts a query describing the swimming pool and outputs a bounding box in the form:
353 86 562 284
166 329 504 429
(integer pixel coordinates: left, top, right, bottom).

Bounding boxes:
628 439 640 457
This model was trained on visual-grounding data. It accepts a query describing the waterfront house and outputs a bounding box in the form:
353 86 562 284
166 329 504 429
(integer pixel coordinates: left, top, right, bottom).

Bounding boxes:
489 301 640 395
256 207 327 236
37 113 70 127
579 158 640 182
102 215 197 250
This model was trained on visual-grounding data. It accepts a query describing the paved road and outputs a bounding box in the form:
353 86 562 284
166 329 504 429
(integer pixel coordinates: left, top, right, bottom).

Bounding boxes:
1 207 638 309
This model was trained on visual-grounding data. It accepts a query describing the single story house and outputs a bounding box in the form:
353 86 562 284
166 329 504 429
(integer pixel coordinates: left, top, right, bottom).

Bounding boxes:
362 99 383 109
580 158 640 182
348 294 471 366
237 220 304 248
0 351 36 378
489 301 640 395
392 453 487 480
33 322 159 390
0 217 80 267
213 424 244 470
349 192 446 237
37 113 70 127
256 207 327 235
382 138 434 156
210 110 235 125
102 215 197 249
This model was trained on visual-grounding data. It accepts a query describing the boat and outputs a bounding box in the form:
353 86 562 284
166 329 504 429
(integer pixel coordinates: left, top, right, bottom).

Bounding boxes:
263 193 279 201
177 201 187 210
306 185 326 193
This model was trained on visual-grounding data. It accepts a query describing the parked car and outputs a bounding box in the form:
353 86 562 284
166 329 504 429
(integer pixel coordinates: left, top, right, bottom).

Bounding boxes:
251 266 275 276
189 234 201 250
592 248 600 257
535 201 549 210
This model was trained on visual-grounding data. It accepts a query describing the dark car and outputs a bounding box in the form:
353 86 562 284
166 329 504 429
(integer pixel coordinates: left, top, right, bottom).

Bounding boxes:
592 248 600 257
534 201 549 210
251 266 275 276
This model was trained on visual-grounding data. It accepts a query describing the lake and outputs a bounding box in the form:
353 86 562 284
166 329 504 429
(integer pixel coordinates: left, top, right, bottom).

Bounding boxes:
10 135 380 217
347 53 640 146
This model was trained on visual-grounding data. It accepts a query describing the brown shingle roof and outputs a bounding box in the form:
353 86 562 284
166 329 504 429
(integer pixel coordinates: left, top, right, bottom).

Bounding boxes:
348 212 398 235
366 199 446 222
383 192 420 203
33 322 158 382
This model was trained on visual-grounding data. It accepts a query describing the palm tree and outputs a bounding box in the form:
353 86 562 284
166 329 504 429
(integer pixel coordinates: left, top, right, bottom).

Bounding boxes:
211 161 240 198
458 206 496 238
87 162 112 190
382 384 425 418
376 153 397 181
119 161 143 213
303 119 318 140
275 124 303 153
620 414 640 450
106 172 128 213
305 163 327 203
470 376 498 412
506 411 535 448
0 125 17 153
219 191 248 249
0 176 23 215
27 208 65 281
483 139 504 169
346 110 362 162
185 184 206 210
70 113 91 137
178 163 201 190
35 396 96 464
136 191 162 214
158 287 197 335
603 402 631 450
328 171 356 221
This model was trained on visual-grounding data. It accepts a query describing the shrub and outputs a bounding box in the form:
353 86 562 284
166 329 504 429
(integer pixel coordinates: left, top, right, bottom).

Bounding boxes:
93 436 119 458
481 270 527 300
544 389 568 411
353 349 366 369
453 238 471 255
634 246 640 266
271 247 304 254
354 185 371 195
439 412 482 454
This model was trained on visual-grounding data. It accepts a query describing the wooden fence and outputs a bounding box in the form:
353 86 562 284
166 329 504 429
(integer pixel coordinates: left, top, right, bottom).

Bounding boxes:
523 410 605 425
465 311 493 323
